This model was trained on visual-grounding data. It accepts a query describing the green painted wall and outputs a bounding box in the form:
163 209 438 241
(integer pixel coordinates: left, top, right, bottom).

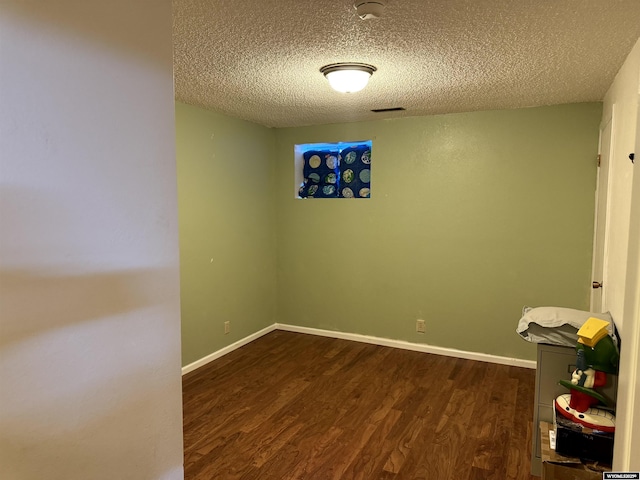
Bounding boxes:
176 102 601 365
275 103 602 361
176 102 277 366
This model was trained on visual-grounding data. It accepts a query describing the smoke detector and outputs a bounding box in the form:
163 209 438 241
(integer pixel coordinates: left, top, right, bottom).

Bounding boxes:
354 1 385 20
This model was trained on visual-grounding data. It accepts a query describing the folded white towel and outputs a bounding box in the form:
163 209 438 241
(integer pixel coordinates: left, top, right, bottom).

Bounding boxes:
516 306 616 347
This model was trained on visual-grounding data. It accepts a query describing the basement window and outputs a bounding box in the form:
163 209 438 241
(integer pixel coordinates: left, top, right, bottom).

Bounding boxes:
295 141 372 198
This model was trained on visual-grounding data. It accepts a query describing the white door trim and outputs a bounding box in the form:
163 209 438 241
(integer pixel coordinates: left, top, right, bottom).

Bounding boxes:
590 106 616 312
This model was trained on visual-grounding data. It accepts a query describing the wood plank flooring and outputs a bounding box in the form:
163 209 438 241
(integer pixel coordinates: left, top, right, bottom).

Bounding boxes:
183 331 538 480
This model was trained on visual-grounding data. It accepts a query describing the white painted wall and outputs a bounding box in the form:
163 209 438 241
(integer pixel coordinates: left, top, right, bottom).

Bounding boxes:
600 39 640 331
0 2 184 479
615 114 640 469
600 38 640 470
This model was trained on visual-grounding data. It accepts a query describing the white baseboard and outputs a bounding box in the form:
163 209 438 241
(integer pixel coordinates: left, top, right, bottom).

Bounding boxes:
182 322 536 375
275 323 536 369
181 324 277 375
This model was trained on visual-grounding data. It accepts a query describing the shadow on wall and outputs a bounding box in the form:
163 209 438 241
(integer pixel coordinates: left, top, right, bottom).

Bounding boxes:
1 0 171 70
0 266 182 480
1 268 172 348
0 190 181 479
1 1 182 477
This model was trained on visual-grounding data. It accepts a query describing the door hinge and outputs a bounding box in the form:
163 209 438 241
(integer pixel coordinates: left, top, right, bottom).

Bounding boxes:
597 154 601 167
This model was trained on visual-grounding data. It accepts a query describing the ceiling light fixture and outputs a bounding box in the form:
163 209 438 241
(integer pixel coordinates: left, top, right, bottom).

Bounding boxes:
354 1 385 20
320 63 377 93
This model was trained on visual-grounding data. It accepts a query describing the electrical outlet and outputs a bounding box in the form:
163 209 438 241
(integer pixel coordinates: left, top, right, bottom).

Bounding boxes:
224 321 230 334
416 319 426 334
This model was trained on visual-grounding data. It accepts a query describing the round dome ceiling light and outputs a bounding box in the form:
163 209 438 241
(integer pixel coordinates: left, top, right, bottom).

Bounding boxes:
354 1 385 20
320 63 377 93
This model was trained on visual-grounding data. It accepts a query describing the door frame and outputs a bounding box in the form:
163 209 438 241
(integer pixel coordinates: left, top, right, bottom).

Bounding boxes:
590 106 616 312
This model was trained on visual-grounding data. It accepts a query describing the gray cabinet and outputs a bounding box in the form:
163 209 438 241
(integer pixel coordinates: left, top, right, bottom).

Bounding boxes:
530 343 618 476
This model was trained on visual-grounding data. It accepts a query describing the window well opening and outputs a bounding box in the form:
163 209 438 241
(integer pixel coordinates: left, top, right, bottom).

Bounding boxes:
294 141 372 199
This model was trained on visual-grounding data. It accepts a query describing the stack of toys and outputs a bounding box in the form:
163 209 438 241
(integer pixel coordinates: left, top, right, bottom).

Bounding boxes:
555 317 618 433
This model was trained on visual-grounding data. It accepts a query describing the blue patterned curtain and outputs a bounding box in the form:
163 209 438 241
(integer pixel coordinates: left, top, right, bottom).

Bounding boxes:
299 142 371 199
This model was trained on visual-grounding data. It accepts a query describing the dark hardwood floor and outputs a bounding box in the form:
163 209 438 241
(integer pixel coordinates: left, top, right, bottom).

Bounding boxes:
183 331 537 479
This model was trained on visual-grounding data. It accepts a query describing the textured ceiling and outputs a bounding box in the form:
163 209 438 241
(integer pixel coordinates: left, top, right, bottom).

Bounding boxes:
173 0 640 128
